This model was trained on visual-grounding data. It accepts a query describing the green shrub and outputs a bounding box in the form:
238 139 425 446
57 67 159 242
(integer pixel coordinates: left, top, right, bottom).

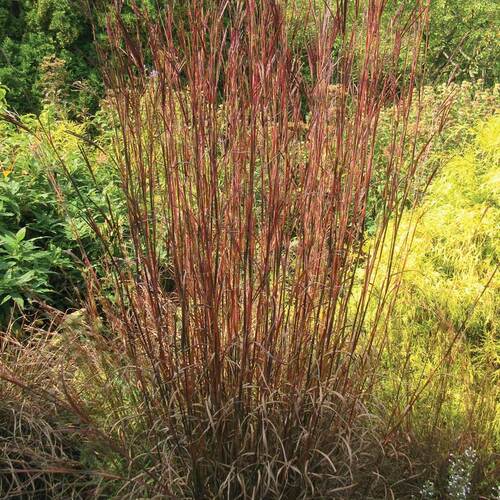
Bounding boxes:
366 81 499 232
285 0 500 85
0 89 124 324
373 113 499 496
0 0 100 115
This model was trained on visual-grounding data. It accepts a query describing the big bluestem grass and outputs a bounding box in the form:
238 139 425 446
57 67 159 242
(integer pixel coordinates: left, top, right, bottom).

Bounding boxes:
0 1 465 498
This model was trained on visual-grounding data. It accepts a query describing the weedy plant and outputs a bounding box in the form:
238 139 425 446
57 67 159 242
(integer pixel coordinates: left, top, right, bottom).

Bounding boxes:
419 448 480 499
0 0 464 498
446 447 478 500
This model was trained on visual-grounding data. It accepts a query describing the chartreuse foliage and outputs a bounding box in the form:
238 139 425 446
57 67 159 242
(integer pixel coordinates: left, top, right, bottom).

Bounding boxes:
373 113 499 496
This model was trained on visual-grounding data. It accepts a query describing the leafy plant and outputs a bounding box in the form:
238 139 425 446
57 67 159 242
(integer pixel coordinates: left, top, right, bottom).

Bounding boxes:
0 89 126 324
374 114 499 497
447 447 478 500
0 226 61 310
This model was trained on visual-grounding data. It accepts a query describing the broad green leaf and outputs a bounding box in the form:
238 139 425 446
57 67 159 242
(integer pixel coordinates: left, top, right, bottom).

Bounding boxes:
16 227 26 242
16 270 36 285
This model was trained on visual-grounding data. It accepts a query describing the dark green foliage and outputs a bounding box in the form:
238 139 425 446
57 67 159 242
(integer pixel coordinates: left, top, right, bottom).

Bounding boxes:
1 0 498 116
0 0 101 115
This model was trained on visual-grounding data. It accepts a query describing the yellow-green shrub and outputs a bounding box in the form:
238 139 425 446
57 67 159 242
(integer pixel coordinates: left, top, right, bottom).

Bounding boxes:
375 114 499 494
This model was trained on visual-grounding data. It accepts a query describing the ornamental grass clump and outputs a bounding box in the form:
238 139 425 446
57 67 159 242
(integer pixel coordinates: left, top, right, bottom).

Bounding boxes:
0 1 455 497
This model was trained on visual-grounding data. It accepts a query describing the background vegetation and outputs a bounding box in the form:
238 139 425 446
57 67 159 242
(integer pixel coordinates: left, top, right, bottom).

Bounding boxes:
1 0 498 114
